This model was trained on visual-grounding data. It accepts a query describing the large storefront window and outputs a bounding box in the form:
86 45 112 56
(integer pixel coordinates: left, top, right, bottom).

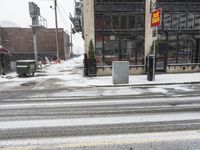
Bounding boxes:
94 0 145 66
158 33 199 65
158 0 200 66
95 33 144 66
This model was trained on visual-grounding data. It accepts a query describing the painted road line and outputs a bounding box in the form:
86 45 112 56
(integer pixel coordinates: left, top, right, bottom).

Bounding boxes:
1 130 200 149
1 112 200 129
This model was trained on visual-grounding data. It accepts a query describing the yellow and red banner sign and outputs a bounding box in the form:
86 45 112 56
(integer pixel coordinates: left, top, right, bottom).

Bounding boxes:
151 8 162 27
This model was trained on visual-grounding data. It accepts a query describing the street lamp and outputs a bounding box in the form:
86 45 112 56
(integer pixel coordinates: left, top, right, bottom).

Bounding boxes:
54 0 60 60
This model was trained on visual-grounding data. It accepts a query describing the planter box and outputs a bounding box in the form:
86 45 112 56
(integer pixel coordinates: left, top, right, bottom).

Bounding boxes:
87 59 96 77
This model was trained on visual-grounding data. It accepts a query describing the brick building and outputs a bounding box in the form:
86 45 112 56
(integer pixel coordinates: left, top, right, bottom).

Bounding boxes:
0 27 71 61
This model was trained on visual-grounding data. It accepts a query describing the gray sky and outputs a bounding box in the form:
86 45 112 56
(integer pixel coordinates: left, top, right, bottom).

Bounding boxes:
0 0 84 53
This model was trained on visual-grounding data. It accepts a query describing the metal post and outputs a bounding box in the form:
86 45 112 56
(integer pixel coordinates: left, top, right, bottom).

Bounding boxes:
32 28 38 64
153 39 156 81
153 27 158 81
70 24 73 57
54 0 59 60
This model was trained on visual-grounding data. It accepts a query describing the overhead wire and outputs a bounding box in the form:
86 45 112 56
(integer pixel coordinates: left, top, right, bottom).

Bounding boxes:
57 1 70 18
57 1 73 30
57 5 69 26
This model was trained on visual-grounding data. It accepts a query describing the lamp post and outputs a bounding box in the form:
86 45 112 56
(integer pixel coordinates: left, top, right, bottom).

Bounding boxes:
147 0 161 81
54 0 59 60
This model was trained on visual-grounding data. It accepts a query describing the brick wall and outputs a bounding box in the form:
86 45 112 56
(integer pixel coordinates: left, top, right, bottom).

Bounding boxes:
0 27 70 60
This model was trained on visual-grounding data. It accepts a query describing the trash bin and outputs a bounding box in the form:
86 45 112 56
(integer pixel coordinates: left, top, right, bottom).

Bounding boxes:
147 55 154 81
16 60 36 77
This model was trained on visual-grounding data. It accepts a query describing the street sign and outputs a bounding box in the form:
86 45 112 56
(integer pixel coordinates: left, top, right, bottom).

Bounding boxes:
151 8 162 27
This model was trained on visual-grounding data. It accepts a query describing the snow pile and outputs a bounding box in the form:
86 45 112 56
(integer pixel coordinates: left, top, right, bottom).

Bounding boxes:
46 55 84 75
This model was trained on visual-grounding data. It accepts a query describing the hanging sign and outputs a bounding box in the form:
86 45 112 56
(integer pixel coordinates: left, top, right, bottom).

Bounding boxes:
151 8 162 27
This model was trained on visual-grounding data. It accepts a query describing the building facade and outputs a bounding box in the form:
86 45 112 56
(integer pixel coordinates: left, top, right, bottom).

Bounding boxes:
0 27 71 61
157 0 200 70
77 0 200 75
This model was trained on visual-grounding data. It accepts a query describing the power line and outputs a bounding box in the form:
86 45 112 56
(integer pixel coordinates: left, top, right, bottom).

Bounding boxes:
57 1 70 19
57 6 69 27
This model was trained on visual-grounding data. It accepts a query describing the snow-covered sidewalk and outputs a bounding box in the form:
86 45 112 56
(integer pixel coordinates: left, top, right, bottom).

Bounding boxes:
0 55 200 90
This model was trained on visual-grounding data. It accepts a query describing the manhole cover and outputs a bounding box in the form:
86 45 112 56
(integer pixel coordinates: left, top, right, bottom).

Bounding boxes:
21 82 37 86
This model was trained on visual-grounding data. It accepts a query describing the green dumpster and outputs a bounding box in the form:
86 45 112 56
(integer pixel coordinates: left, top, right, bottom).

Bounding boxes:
16 60 36 77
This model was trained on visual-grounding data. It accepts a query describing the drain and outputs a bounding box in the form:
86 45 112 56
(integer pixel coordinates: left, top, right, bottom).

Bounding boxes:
21 81 37 86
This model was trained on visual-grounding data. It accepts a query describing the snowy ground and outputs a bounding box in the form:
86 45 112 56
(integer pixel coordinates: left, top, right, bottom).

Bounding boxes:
0 55 200 90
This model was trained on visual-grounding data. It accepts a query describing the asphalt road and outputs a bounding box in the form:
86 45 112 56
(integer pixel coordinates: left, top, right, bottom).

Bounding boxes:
1 84 200 149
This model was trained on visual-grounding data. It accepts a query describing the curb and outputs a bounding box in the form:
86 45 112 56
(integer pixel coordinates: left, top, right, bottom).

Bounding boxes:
94 81 200 88
0 81 200 92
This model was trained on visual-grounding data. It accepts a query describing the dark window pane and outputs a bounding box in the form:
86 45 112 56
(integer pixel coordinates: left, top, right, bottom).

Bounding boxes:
161 3 171 12
104 15 111 29
179 13 187 29
136 15 144 29
95 15 104 29
168 39 178 64
195 14 200 29
113 15 119 29
172 14 179 29
112 3 127 11
95 3 110 12
189 4 200 12
128 15 135 29
120 15 127 29
127 4 144 12
127 40 136 65
163 14 171 29
178 35 193 63
95 34 103 57
104 35 119 65
95 34 103 65
173 4 187 12
136 35 144 65
187 13 194 29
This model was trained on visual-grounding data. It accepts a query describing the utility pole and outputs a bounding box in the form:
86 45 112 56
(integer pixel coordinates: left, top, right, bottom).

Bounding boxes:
70 24 73 57
54 0 59 60
32 28 38 63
